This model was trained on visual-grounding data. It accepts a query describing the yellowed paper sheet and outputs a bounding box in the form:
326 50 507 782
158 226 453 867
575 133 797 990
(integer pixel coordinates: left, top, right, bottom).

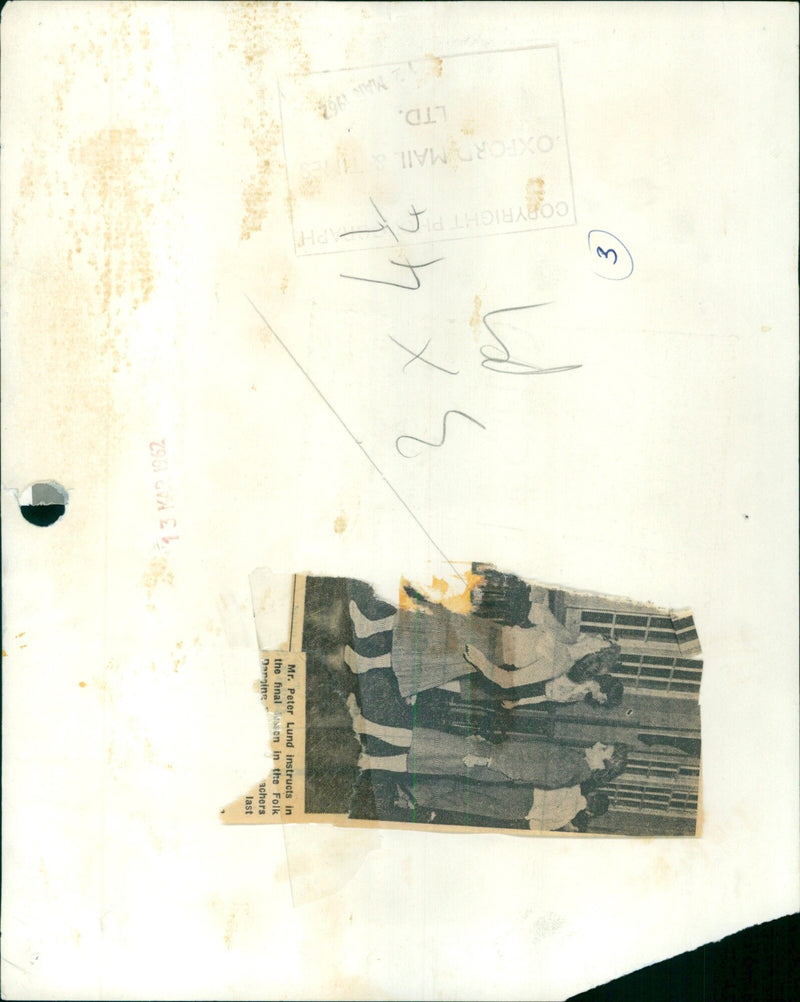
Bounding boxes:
2 2 798 999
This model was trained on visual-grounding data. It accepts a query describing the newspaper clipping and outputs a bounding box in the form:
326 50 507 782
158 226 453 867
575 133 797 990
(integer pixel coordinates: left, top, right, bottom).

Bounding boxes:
224 564 702 836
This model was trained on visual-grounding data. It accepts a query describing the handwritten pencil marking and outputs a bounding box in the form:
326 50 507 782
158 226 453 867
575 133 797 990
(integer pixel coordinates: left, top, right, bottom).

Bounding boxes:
389 336 459 375
340 251 444 290
481 303 582 375
396 409 486 459
245 295 465 582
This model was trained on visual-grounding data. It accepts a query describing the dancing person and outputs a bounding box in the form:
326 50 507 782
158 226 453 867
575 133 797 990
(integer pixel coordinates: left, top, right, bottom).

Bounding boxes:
500 671 625 709
345 590 619 698
346 694 627 789
462 631 620 693
395 776 610 832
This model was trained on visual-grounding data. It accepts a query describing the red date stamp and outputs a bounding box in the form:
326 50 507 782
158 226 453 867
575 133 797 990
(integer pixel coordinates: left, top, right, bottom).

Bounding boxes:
149 439 179 549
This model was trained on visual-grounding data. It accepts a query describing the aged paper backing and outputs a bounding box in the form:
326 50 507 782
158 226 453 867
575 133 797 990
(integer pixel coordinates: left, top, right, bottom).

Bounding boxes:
2 2 798 999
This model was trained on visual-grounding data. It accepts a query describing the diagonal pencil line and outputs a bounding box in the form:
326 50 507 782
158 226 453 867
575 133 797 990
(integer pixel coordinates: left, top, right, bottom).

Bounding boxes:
245 294 466 583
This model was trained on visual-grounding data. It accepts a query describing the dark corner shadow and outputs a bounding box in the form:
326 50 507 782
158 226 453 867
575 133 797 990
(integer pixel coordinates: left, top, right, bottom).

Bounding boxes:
568 912 799 1002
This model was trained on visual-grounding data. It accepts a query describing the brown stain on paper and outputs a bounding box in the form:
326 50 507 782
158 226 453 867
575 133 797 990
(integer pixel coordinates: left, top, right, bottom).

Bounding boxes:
333 513 348 534
142 555 175 598
8 6 180 513
227 1 311 241
445 136 464 173
14 6 168 380
526 176 546 214
206 895 252 950
18 157 39 206
66 7 169 371
425 53 443 77
650 854 676 887
172 642 186 673
74 127 156 308
297 174 322 199
470 294 483 340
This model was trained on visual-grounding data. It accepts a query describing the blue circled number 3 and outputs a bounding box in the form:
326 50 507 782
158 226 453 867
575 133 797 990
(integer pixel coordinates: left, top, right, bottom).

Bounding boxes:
596 246 618 265
588 229 633 280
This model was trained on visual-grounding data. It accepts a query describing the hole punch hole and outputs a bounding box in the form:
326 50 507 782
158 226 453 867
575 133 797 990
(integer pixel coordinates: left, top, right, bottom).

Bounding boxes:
19 481 69 527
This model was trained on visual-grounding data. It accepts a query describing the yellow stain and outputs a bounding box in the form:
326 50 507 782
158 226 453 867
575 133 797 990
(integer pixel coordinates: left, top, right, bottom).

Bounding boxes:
398 571 485 614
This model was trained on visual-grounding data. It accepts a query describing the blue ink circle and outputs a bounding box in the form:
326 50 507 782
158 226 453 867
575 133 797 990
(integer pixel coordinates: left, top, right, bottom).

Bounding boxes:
587 230 634 280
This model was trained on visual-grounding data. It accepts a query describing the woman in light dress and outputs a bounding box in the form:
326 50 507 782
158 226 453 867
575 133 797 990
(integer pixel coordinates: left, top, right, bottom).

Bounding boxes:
345 589 620 698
